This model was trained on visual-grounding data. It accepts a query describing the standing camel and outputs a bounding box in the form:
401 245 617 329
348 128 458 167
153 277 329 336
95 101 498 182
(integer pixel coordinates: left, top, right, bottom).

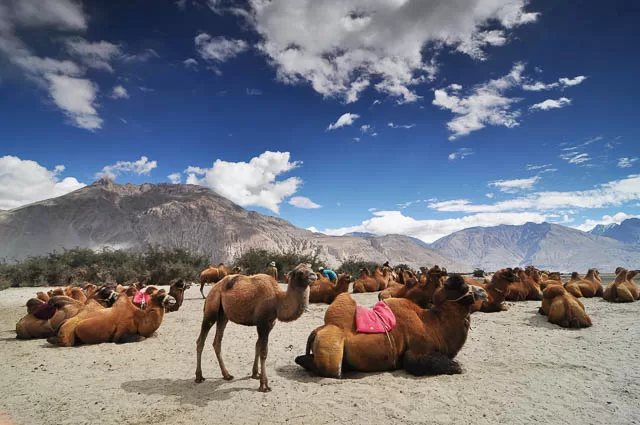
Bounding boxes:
195 263 318 392
200 263 229 299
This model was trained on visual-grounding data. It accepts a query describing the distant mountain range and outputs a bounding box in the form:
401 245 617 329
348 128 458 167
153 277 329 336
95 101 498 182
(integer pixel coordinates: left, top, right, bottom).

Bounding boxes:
589 218 640 246
0 178 469 270
430 221 640 272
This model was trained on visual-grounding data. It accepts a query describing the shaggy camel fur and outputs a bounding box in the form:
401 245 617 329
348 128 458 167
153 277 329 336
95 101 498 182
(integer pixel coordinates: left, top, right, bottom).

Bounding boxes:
166 280 188 312
505 269 542 301
200 263 229 299
195 263 317 392
572 269 603 298
49 289 175 346
466 269 518 313
309 273 352 304
352 267 389 293
538 285 592 328
295 275 487 377
378 268 444 309
603 268 640 303
563 272 585 298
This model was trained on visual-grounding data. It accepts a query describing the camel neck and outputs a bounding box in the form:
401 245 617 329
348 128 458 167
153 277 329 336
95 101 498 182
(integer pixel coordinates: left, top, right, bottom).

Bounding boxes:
276 284 309 322
335 278 350 293
420 303 470 357
134 305 165 337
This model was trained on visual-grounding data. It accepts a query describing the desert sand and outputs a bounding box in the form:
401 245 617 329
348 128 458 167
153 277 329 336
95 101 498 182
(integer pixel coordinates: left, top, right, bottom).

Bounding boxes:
1 285 639 425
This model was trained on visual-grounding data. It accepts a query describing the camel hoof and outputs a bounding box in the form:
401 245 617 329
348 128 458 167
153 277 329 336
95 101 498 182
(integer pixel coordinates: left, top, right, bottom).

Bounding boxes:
251 373 261 380
223 375 234 381
195 376 205 384
258 384 271 392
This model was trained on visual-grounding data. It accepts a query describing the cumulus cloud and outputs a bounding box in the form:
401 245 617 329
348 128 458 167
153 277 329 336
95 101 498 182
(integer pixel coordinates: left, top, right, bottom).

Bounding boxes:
0 155 85 210
195 33 248 64
433 63 524 140
574 212 640 232
327 112 359 130
448 148 474 161
522 75 587 91
110 85 129 99
289 196 321 209
96 156 158 180
184 151 302 214
617 157 638 168
64 37 122 72
559 76 587 87
317 210 547 243
240 0 538 103
488 176 540 193
530 97 571 111
47 74 103 130
168 173 181 184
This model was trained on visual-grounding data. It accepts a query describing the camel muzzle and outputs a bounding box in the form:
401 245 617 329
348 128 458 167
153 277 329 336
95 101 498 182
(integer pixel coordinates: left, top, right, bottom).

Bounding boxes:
471 286 488 302
164 295 177 305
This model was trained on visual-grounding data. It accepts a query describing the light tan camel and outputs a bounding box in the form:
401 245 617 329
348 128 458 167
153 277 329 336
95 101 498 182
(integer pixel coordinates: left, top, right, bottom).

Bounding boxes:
465 269 518 313
538 285 592 328
309 273 352 304
574 268 603 298
603 268 640 302
505 269 542 301
195 263 317 392
352 266 388 293
200 263 229 299
295 275 487 377
563 272 585 298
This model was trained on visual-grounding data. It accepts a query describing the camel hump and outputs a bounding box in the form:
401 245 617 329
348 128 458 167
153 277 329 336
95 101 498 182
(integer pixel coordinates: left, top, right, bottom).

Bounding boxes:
224 275 239 290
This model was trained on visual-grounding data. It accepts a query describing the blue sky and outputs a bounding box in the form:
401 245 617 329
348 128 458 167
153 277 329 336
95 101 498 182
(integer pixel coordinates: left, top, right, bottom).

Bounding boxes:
1 0 639 242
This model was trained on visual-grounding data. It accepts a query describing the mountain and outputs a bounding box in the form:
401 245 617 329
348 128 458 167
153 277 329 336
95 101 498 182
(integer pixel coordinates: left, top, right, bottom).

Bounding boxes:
430 222 640 272
589 218 640 246
0 178 470 270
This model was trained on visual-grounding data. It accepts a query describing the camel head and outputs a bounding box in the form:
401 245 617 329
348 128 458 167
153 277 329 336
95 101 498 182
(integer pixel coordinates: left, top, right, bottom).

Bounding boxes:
149 289 176 309
95 286 118 307
587 268 599 280
171 279 187 290
433 274 487 307
525 266 541 283
489 268 520 292
359 268 371 278
548 272 562 281
288 263 317 288
231 266 242 274
627 270 640 281
401 270 419 288
570 272 580 280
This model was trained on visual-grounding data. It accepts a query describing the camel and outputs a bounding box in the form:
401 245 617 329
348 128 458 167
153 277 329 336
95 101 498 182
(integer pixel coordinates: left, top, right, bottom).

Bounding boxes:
49 289 175 346
166 280 188 312
540 271 563 290
352 267 388 293
563 272 585 298
505 269 542 301
603 268 640 303
465 269 518 313
573 269 603 298
309 273 352 304
200 263 229 299
195 263 317 392
294 274 487 377
538 285 592 328
378 268 443 309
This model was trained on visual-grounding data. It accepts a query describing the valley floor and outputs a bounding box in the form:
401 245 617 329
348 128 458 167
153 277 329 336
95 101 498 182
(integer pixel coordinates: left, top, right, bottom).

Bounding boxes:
0 286 639 425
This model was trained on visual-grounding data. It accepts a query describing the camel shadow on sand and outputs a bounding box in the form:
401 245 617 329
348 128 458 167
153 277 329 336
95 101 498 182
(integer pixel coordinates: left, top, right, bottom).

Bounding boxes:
121 376 254 407
276 363 433 384
525 308 585 331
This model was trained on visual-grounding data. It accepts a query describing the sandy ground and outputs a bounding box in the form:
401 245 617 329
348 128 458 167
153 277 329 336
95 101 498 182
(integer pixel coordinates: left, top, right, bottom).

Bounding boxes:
1 284 639 425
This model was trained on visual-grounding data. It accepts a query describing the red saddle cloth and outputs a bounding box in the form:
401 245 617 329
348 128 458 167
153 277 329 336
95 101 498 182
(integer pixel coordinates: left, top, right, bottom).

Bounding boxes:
355 301 396 334
133 291 151 306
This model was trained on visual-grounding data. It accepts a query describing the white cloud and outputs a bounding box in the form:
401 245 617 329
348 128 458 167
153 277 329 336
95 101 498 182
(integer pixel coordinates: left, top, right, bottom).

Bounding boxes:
241 0 538 103
64 37 121 72
246 88 263 96
360 124 372 134
195 33 248 64
0 155 85 210
9 0 87 30
110 85 129 99
317 210 547 243
427 175 640 214
388 122 415 129
183 58 198 69
522 81 558 91
433 63 524 140
617 157 638 168
176 0 187 10
289 196 321 209
526 163 551 171
448 148 474 161
168 173 181 184
485 193 494 199
184 151 302 214
488 176 540 193
327 112 359 130
559 151 590 165
96 156 158 180
120 48 160 63
559 76 587 87
46 74 102 130
574 212 640 232
530 97 571 111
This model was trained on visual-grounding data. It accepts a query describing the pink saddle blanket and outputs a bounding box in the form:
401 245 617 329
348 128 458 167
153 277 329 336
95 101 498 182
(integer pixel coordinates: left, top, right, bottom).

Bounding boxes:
133 291 151 306
355 301 396 334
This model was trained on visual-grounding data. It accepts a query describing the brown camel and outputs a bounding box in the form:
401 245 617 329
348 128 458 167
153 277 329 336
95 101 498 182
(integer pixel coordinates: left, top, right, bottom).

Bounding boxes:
309 273 352 304
49 289 175 346
538 285 592 328
378 267 443 309
195 263 317 392
166 280 188 312
505 269 542 301
200 263 229 299
294 274 487 377
574 268 603 298
352 267 388 293
539 271 563 290
603 268 640 303
563 272 585 298
466 269 517 313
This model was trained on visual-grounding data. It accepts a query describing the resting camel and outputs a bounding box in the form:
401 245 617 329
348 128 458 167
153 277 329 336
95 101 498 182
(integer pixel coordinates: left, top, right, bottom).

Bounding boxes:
603 268 640 303
309 273 352 304
505 269 542 301
378 268 443 309
466 269 517 313
572 269 603 298
166 280 188 312
538 285 592 328
540 272 563 290
49 289 175 346
200 263 229 299
294 274 487 377
195 263 317 392
352 267 388 293
563 272 585 298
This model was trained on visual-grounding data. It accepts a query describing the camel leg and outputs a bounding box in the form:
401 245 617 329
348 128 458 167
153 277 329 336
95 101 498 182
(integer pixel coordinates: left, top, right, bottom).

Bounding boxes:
404 349 462 376
256 320 275 392
200 282 206 299
213 312 233 380
195 309 217 383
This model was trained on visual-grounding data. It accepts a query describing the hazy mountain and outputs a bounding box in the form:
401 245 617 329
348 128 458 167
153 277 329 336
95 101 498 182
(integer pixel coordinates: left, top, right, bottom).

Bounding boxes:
589 218 640 246
0 178 469 270
430 222 640 272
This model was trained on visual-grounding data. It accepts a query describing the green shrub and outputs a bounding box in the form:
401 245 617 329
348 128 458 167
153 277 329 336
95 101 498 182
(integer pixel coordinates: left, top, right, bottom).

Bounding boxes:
336 256 379 278
232 248 325 278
